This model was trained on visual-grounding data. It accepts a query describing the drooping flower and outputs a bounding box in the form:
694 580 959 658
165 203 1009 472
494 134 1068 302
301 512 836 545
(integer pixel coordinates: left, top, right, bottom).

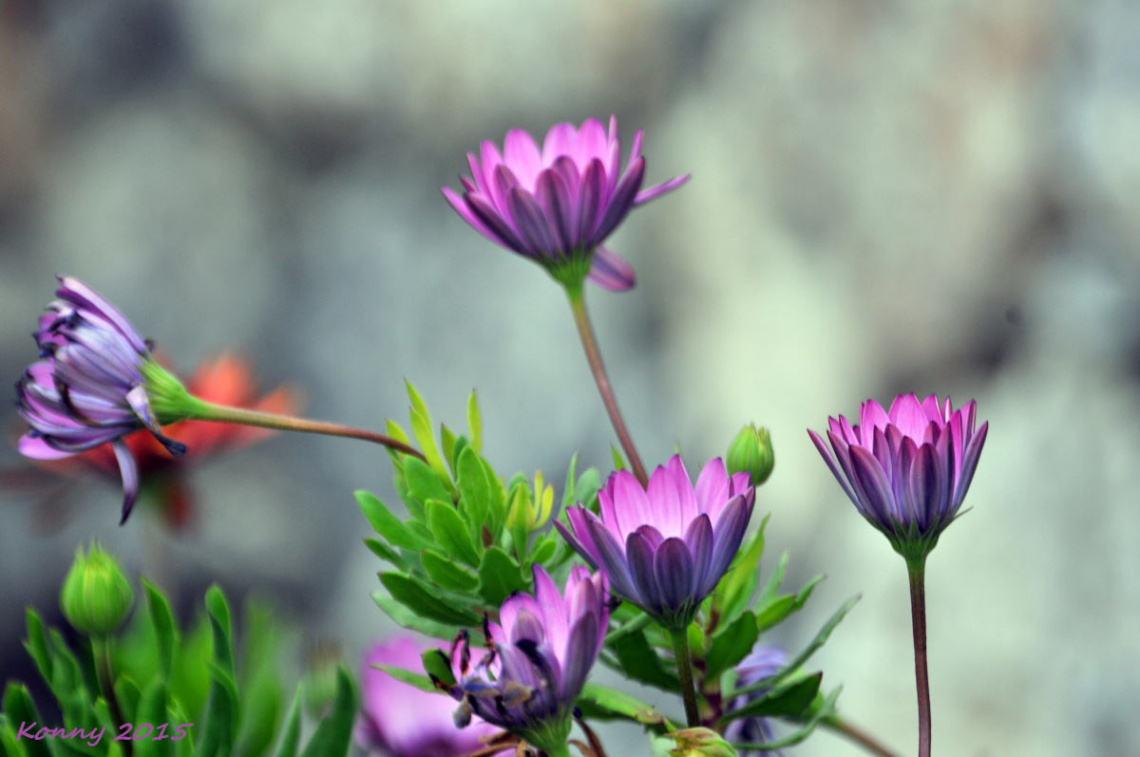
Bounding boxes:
724 645 788 756
20 353 298 531
357 635 498 757
446 565 609 754
15 277 195 524
557 456 755 629
808 394 989 561
443 116 689 291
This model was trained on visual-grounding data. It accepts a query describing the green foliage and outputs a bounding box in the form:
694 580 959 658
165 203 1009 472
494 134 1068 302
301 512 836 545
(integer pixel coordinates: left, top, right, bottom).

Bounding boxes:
3 573 357 757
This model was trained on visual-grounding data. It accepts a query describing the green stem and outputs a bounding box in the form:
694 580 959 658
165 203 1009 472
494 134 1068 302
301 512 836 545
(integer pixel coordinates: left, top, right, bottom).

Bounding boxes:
543 744 573 757
670 627 701 727
824 716 900 757
185 398 427 461
565 285 649 486
907 557 931 757
94 636 132 757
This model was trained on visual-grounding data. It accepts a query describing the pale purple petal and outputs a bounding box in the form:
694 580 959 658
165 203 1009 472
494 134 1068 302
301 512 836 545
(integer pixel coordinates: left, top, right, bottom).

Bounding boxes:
587 246 636 291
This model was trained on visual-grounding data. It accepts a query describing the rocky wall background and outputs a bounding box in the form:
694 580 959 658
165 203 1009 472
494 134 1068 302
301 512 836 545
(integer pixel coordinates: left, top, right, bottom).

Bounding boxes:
1 1 1138 754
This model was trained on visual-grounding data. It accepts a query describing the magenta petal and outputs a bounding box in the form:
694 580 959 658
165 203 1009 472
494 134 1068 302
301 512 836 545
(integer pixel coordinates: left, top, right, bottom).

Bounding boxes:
634 173 690 205
654 537 694 616
506 188 559 258
626 531 661 613
593 157 645 242
18 434 75 460
56 276 148 353
588 246 636 291
112 439 140 525
442 187 507 246
849 446 897 524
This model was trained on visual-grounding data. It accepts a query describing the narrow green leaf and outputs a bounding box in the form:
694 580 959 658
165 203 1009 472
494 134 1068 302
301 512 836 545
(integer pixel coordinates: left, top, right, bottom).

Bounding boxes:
455 447 492 540
755 574 825 634
22 610 52 685
477 547 527 606
706 611 759 681
440 424 459 475
731 686 842 751
384 420 412 477
197 586 239 757
405 381 450 483
422 550 479 592
721 672 822 722
718 513 770 622
379 573 480 627
467 391 483 454
404 458 454 511
114 675 141 723
144 580 178 680
356 491 434 551
610 446 627 471
426 499 480 566
754 551 788 608
561 454 580 511
611 632 678 691
133 679 173 757
372 596 459 641
576 468 602 511
527 532 559 568
576 683 674 733
363 537 409 571
236 599 285 757
299 668 357 757
272 691 303 757
3 684 52 757
420 648 455 687
373 664 436 695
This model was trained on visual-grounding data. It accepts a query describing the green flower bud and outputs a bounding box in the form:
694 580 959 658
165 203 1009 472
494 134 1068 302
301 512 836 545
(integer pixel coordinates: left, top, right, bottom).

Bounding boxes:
60 543 134 636
726 425 775 486
665 727 739 757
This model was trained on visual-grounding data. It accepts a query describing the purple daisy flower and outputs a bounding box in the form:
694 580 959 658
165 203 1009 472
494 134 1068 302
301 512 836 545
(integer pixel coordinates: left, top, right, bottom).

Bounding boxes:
356 635 498 757
15 277 189 524
443 116 689 291
808 394 989 560
725 645 788 756
557 456 755 629
447 565 609 753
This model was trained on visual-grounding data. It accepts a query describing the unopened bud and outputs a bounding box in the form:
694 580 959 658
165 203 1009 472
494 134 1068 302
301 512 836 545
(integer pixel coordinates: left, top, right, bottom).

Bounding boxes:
60 543 134 636
726 425 775 486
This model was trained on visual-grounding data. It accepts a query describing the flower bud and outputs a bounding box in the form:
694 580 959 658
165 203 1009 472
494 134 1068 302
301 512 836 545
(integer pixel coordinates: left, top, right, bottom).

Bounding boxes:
726 425 775 486
60 543 134 636
665 727 739 756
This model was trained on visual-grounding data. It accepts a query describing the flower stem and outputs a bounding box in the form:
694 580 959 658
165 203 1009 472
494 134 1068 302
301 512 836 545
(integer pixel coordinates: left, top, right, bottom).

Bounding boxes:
670 627 702 727
565 285 648 486
824 716 900 757
185 398 427 461
907 557 931 757
94 636 132 757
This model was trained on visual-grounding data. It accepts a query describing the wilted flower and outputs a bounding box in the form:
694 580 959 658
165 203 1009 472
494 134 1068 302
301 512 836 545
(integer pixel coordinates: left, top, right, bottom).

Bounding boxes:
808 394 989 561
60 542 135 636
446 565 609 754
557 456 755 629
443 116 689 291
357 635 497 757
15 277 195 524
724 646 787 756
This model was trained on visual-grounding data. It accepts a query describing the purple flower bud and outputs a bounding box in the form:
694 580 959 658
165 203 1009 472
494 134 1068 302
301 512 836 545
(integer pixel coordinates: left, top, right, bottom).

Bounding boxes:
15 277 192 524
557 456 756 629
446 565 609 753
356 635 497 757
724 645 788 756
443 117 689 291
808 394 989 561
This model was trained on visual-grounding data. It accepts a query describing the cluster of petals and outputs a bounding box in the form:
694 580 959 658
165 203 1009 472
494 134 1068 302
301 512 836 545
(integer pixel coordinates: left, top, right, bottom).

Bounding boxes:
356 635 496 757
15 277 183 523
725 645 788 755
443 116 689 291
808 394 989 555
557 456 755 628
447 565 609 739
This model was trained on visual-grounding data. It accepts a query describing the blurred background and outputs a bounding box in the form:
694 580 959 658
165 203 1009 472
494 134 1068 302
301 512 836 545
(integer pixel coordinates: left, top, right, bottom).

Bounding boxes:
1 0 1138 754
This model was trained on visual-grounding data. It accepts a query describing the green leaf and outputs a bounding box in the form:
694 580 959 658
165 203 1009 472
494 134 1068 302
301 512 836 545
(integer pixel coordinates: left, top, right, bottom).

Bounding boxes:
404 458 455 512
610 446 627 471
527 532 559 568
456 447 493 541
717 513 769 623
22 610 52 686
134 679 174 757
114 674 142 722
611 632 679 692
3 684 52 757
440 424 459 475
379 573 480 627
422 550 479 592
363 537 409 571
144 580 178 680
561 454 580 511
236 599 285 757
373 664 437 695
754 574 824 634
197 586 239 757
405 381 451 485
372 596 460 641
299 668 357 757
731 686 842 751
754 551 788 608
385 420 413 478
272 691 303 757
721 672 822 722
477 547 527 606
467 391 483 454
576 468 602 511
426 500 480 566
421 648 455 687
356 491 434 551
576 683 673 733
706 611 759 681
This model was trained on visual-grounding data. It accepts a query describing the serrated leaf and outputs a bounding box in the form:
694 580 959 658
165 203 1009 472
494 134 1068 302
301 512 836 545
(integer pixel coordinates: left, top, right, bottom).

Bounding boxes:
356 491 433 551
372 596 459 641
467 391 483 454
706 611 759 681
272 691 303 757
144 580 178 680
576 683 673 733
379 573 480 627
425 500 481 566
721 672 822 723
611 632 679 691
299 668 357 757
422 550 479 592
477 547 527 606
